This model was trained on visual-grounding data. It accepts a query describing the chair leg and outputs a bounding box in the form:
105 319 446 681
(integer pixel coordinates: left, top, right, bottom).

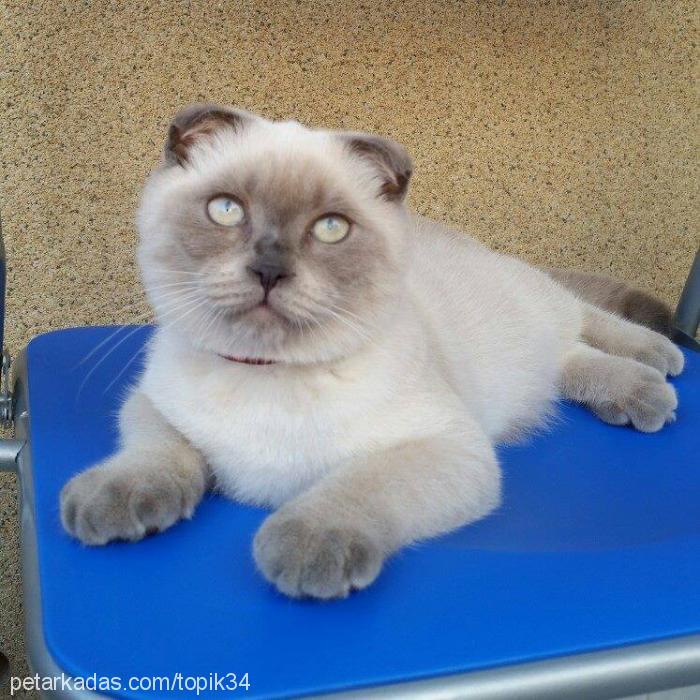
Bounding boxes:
674 248 700 350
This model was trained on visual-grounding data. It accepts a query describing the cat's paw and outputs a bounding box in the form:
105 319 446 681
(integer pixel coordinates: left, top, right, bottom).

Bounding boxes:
60 456 204 545
253 513 384 599
594 364 678 433
623 328 684 377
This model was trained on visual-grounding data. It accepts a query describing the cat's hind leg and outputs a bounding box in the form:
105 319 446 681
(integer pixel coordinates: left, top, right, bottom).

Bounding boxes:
581 303 684 377
559 342 678 432
546 268 675 337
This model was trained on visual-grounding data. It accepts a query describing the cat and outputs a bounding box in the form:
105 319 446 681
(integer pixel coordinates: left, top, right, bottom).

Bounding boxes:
60 104 684 599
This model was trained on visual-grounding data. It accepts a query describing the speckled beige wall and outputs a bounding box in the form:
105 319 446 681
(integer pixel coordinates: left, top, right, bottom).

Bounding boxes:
0 0 697 691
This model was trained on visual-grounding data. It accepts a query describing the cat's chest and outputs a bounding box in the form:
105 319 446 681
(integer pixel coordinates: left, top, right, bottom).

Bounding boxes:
140 344 409 506
189 372 358 462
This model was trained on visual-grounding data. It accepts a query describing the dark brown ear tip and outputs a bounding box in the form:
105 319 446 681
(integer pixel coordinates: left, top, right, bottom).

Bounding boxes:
172 102 226 125
387 171 411 199
164 104 248 166
344 132 413 201
170 103 241 133
164 123 186 165
166 122 181 146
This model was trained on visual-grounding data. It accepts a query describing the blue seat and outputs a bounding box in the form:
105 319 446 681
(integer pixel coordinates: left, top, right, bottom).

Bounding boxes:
17 325 700 698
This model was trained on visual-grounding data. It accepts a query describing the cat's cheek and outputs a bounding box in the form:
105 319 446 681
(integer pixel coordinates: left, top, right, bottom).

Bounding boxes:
309 234 398 314
174 229 240 261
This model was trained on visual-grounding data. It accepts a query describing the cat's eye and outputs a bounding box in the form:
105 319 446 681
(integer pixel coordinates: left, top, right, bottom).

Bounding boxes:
207 196 245 227
311 215 351 244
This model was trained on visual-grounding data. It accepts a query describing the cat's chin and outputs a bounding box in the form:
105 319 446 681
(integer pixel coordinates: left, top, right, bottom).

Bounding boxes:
196 318 365 367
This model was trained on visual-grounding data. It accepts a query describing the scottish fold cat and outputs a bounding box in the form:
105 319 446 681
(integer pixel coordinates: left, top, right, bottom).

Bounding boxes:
61 105 683 599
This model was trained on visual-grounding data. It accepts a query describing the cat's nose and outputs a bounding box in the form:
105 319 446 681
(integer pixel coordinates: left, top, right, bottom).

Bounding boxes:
247 263 289 293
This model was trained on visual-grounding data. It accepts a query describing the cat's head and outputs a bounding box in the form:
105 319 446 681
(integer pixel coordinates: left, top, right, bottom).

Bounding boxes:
137 104 413 363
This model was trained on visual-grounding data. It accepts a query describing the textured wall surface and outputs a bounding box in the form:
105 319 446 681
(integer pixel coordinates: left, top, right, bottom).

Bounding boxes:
0 0 697 693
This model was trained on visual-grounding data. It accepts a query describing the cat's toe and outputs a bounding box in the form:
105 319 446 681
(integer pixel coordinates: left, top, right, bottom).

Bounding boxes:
592 401 629 426
634 334 684 377
60 460 198 545
666 342 685 377
253 515 383 600
619 372 678 433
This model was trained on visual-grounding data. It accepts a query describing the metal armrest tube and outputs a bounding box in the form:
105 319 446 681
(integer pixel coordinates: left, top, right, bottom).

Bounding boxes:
674 248 700 350
0 438 23 471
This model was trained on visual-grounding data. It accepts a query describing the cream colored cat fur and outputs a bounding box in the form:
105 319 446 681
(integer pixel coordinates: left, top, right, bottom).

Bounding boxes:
61 105 683 599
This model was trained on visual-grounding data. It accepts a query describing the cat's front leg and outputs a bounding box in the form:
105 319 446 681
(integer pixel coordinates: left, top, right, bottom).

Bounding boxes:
253 425 501 599
61 391 209 545
559 342 678 432
580 303 684 377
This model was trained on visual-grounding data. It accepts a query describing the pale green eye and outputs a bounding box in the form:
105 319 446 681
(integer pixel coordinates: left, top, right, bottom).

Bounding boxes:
207 196 245 227
312 215 351 243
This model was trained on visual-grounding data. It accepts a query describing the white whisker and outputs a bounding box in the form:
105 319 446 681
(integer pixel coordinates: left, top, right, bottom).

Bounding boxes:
101 345 147 394
75 324 150 399
144 280 202 293
148 268 206 277
77 294 206 399
75 317 151 368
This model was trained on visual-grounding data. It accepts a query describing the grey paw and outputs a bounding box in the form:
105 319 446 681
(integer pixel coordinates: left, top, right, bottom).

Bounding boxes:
61 457 204 545
631 332 684 377
595 366 678 433
253 514 384 599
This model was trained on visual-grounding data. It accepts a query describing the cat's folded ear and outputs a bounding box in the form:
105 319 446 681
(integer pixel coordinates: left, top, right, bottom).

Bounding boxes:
164 103 252 166
341 132 413 201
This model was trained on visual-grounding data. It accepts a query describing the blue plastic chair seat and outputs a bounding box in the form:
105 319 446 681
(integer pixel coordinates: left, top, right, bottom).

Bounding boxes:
20 326 700 698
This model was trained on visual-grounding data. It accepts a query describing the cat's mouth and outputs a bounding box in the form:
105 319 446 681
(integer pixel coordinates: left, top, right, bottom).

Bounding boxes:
242 298 292 324
222 291 316 331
